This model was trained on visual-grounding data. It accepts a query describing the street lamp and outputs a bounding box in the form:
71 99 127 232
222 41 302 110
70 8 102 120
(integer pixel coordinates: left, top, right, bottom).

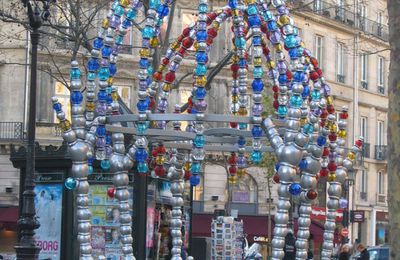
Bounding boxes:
15 1 54 259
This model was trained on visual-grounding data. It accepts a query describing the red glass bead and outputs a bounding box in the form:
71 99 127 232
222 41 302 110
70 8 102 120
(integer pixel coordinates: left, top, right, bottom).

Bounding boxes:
319 168 329 177
273 174 280 183
321 109 328 119
322 147 330 157
316 68 323 76
263 47 270 56
310 57 318 68
310 71 319 81
272 85 279 93
228 155 237 165
329 133 337 142
307 189 318 200
327 105 335 114
165 72 175 83
206 38 213 46
148 97 155 109
355 139 363 148
152 149 158 158
182 38 194 48
244 53 249 60
207 28 218 38
229 166 237 175
188 97 193 106
261 23 268 33
286 71 292 81
231 64 239 72
273 92 279 99
273 100 279 109
178 47 186 56
230 122 238 128
328 162 337 172
320 121 326 127
107 187 115 198
155 166 165 177
339 112 348 119
182 27 191 37
158 146 166 154
153 71 162 81
162 58 169 65
184 170 192 181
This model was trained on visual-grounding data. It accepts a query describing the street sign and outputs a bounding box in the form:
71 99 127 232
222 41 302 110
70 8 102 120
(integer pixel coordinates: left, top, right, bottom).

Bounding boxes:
350 210 365 223
341 228 349 237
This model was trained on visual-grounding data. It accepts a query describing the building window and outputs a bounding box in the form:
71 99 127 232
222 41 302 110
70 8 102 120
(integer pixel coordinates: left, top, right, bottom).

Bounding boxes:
358 4 367 30
336 42 345 83
361 170 367 194
314 35 324 69
336 0 344 20
377 56 385 93
231 173 257 203
114 85 132 109
360 53 368 89
313 0 323 12
378 172 384 195
360 116 368 141
377 121 384 146
54 81 71 122
193 175 204 201
377 11 383 36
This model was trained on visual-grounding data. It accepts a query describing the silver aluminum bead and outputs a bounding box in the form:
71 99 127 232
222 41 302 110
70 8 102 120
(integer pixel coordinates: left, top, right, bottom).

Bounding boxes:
120 225 132 235
72 163 89 179
116 190 130 201
327 199 339 209
77 209 91 220
76 180 90 194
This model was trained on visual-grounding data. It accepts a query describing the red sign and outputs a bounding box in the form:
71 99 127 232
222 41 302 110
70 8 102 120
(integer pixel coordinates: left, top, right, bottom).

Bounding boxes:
311 207 343 221
341 228 349 237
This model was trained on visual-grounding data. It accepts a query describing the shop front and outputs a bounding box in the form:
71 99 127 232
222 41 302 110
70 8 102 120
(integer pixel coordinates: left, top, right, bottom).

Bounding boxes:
0 206 18 259
375 211 389 245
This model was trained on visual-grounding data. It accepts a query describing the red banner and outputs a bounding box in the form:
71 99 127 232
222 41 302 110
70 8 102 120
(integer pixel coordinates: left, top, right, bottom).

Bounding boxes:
311 206 343 221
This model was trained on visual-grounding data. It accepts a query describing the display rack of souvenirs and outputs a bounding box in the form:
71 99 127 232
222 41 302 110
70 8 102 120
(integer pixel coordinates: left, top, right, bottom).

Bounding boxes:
211 216 244 260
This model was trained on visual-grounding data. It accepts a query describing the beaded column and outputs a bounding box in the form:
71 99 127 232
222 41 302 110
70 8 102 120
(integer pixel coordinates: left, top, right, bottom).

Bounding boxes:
168 149 185 260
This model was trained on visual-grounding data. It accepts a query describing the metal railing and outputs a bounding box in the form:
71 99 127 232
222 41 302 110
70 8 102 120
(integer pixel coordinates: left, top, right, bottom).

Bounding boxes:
378 86 385 94
288 0 389 41
375 145 387 160
0 122 24 140
362 142 370 158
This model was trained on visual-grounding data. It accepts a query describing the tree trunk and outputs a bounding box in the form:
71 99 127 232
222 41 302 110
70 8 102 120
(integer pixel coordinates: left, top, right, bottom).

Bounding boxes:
387 0 400 259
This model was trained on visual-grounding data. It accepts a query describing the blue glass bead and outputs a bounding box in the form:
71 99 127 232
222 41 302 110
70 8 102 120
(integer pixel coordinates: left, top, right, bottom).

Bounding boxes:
137 100 148 112
135 149 148 162
71 91 83 104
126 9 137 20
157 5 169 16
235 37 246 48
195 87 206 99
146 77 151 86
290 95 302 107
302 85 310 98
137 162 148 173
139 58 148 68
299 159 308 170
101 46 112 57
239 123 247 130
264 11 273 21
98 67 110 81
195 65 207 76
96 126 106 136
115 35 124 45
147 66 154 75
106 86 113 94
191 163 201 173
289 48 298 59
317 136 327 146
267 21 277 31
87 72 96 81
297 47 304 57
195 52 208 63
247 5 258 15
253 67 264 78
238 136 246 146
53 102 62 112
303 123 314 134
65 177 77 190
114 5 124 16
277 106 288 117
149 0 160 9
112 1 119 10
248 15 261 26
239 58 247 67
311 90 321 100
87 58 99 71
70 68 81 79
289 183 302 195
278 74 287 84
190 175 201 186
101 159 111 170
137 122 148 135
106 135 112 144
106 94 113 104
284 35 298 49
194 135 205 148
252 36 261 46
294 71 304 82
196 30 207 41
97 90 108 101
109 63 117 76
252 79 264 92
88 165 93 175
251 126 262 138
251 151 262 164
275 163 280 171
198 3 208 13
228 0 237 9
93 37 104 49
191 108 198 114
142 26 154 38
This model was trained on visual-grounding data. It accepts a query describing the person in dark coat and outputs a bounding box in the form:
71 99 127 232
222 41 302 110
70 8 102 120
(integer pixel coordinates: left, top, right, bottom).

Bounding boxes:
339 245 351 260
357 244 370 260
283 230 296 260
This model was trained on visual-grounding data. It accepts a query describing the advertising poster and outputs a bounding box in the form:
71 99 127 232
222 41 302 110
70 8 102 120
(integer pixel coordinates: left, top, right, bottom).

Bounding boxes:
146 207 155 248
34 184 63 259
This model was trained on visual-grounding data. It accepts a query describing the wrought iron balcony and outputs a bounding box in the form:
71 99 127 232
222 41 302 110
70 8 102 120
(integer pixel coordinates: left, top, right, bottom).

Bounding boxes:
361 81 368 89
336 74 345 83
375 145 387 160
361 142 370 158
287 0 389 41
378 86 385 94
0 122 24 140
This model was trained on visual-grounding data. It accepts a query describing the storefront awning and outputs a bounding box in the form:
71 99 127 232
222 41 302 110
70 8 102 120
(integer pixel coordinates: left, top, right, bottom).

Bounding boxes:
0 206 19 231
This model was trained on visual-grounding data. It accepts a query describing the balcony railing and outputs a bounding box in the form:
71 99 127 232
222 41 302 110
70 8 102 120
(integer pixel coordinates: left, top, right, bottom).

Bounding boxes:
360 192 367 201
362 142 370 158
288 0 389 41
361 81 368 89
0 122 24 140
378 86 385 94
375 145 387 160
336 74 345 83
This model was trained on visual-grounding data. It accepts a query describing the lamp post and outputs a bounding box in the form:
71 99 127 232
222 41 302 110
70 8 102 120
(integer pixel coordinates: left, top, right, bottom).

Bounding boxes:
15 1 53 259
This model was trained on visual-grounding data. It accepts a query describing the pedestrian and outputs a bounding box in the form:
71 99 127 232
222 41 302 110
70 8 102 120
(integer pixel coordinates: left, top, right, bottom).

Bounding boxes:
283 229 296 260
339 245 351 260
357 244 370 260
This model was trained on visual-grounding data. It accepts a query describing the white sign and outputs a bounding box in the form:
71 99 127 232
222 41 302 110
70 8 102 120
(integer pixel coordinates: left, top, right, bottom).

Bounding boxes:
34 184 63 259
